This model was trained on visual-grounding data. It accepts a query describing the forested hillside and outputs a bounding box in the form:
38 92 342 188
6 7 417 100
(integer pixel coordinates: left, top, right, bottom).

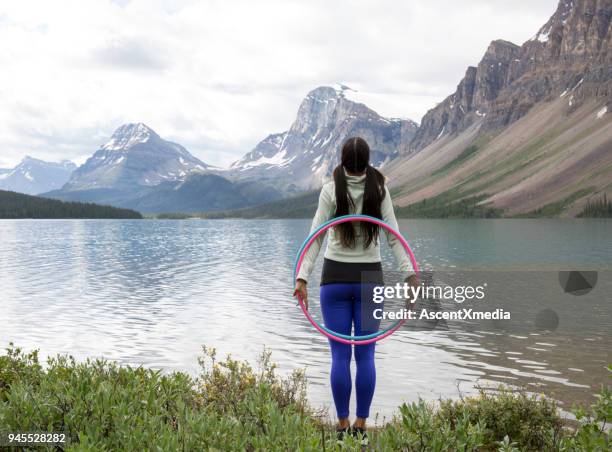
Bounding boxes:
0 190 142 219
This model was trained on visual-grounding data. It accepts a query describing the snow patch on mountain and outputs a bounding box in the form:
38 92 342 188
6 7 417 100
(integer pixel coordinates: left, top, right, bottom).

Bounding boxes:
241 149 291 169
596 106 607 119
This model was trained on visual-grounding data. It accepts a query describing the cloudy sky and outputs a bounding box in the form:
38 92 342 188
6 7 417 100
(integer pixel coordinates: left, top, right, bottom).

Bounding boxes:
0 0 558 168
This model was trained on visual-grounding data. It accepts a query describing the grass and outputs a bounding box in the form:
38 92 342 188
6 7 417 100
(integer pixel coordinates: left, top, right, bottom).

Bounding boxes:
459 120 591 195
391 134 495 201
0 344 609 451
431 144 480 177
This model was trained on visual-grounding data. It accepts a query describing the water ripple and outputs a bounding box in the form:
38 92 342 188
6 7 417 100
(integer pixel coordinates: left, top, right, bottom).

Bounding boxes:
0 219 610 419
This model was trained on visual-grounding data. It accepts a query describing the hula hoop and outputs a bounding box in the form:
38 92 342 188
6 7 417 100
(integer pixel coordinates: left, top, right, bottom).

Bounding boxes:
293 215 402 341
294 214 419 345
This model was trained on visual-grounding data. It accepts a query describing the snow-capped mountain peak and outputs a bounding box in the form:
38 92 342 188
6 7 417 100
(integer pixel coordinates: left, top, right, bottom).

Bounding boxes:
61 123 210 191
229 85 418 192
102 123 158 151
0 156 77 195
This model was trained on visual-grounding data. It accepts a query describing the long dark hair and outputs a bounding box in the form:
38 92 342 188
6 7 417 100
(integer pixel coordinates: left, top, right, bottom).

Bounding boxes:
333 137 386 248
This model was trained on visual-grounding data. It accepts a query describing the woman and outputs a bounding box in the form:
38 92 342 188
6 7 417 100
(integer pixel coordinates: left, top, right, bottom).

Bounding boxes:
293 137 416 442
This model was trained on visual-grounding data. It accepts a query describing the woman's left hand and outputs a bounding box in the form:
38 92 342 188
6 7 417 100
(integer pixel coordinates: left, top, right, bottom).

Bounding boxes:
293 279 308 310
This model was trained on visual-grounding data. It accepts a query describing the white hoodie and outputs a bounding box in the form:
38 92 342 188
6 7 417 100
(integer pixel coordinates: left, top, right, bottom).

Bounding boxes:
297 171 416 283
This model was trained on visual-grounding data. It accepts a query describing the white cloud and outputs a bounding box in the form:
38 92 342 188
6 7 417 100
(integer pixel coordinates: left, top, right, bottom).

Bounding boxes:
0 0 558 168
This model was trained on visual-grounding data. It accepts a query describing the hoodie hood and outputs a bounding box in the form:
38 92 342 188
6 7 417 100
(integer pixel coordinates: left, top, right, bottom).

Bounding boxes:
344 168 366 187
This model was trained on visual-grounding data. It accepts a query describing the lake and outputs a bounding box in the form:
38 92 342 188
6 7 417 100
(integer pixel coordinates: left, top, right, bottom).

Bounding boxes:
0 218 610 421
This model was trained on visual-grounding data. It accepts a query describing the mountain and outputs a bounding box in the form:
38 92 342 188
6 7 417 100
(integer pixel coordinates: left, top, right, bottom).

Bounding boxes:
63 123 209 191
198 190 320 219
0 189 141 219
410 0 611 151
229 85 418 193
48 172 282 214
386 0 611 217
0 156 76 195
121 173 283 213
46 123 282 213
409 39 521 151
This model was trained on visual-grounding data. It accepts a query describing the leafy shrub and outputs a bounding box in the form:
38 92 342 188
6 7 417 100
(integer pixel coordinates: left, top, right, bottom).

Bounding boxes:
558 369 611 451
0 343 609 451
436 387 563 450
371 399 488 451
197 346 310 415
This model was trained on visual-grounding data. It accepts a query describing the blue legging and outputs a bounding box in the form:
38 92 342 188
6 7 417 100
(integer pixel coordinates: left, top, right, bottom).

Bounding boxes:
320 282 380 419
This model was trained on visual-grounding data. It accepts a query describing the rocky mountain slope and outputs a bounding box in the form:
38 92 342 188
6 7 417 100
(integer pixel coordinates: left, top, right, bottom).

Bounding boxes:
228 85 418 193
387 0 611 217
0 156 76 195
410 0 611 152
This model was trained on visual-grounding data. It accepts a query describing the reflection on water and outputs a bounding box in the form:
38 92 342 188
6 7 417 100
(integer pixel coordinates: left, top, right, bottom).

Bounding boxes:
0 219 610 420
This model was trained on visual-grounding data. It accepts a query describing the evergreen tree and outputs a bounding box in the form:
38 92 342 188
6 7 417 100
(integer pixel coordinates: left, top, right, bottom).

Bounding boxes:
0 190 142 219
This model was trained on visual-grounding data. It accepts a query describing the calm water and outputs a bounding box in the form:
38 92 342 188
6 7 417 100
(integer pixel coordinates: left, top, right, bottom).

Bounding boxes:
0 219 610 421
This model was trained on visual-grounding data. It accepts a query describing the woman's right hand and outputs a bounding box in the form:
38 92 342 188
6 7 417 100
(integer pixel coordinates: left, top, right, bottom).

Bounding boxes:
293 279 308 310
404 274 419 308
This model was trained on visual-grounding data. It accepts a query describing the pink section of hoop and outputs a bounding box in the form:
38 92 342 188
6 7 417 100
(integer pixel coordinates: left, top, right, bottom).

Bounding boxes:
295 215 419 345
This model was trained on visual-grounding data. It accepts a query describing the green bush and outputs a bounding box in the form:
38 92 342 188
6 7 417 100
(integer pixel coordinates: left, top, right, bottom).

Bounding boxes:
558 374 612 451
0 344 332 451
371 398 488 451
436 388 562 450
0 343 609 451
